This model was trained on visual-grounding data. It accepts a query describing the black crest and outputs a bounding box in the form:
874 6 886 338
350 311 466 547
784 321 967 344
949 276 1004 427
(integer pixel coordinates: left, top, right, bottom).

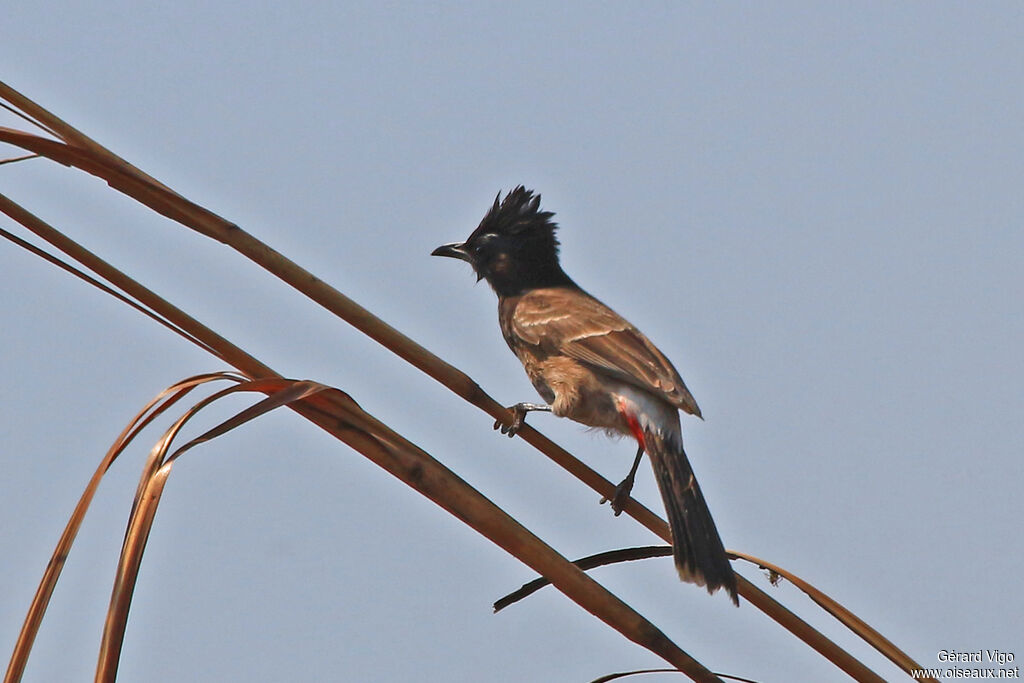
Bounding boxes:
468 186 559 254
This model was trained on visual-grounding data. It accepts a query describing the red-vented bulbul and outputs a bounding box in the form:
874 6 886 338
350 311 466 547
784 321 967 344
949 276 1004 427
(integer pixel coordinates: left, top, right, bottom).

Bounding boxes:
432 187 738 604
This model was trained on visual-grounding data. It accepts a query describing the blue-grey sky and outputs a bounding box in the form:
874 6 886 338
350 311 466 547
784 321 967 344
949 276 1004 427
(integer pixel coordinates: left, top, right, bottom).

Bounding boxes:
2 4 1021 681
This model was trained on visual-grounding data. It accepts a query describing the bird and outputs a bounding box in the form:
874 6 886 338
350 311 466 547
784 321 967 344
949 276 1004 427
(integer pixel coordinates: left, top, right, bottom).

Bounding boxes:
432 186 738 605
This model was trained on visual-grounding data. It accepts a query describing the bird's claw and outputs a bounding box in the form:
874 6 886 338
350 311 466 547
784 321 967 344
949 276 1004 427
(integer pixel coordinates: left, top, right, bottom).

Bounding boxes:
493 403 529 437
599 479 634 516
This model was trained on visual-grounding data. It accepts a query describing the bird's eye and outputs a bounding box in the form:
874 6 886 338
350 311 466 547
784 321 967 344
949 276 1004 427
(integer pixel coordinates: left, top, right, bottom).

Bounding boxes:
471 233 498 253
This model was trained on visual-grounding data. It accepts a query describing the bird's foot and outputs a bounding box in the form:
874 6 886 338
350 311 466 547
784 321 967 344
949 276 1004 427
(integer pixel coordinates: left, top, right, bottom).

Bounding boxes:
599 476 636 516
493 402 545 437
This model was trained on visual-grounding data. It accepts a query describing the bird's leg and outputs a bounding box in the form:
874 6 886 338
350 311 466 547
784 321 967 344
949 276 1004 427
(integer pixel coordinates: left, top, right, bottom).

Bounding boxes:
600 445 645 516
494 402 551 437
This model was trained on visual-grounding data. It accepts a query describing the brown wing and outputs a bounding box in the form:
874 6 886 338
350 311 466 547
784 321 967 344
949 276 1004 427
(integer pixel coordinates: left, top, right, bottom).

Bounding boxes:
509 287 702 417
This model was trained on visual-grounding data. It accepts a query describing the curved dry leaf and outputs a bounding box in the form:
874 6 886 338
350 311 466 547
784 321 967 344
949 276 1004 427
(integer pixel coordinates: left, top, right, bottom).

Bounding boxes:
96 378 331 683
5 372 245 683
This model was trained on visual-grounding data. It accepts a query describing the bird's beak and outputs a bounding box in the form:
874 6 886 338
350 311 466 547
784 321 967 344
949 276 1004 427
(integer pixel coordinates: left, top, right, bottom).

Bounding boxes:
431 241 472 263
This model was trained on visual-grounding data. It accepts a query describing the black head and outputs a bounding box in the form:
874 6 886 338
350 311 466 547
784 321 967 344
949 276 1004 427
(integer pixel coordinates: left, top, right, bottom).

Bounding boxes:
432 186 573 297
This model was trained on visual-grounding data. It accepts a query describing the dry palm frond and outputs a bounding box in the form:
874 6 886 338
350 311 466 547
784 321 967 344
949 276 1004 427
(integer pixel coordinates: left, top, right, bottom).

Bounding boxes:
97 378 330 683
0 166 883 682
0 203 722 682
5 372 246 683
0 80 938 682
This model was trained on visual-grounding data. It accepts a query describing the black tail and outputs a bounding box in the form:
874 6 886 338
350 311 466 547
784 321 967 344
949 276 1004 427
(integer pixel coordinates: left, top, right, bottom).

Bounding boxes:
645 429 738 605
